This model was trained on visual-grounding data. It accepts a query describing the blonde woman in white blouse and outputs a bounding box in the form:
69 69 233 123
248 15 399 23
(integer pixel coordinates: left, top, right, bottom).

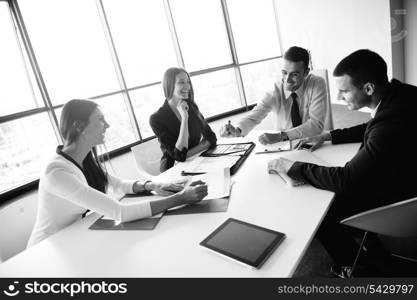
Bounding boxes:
28 99 207 247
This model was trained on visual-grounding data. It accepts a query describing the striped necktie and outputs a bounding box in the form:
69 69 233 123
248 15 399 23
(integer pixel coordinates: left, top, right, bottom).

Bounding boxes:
290 92 302 127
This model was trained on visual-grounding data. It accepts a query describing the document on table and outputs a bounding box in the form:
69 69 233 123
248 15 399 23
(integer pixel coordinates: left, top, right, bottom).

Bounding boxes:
182 156 240 173
191 168 231 200
256 140 293 154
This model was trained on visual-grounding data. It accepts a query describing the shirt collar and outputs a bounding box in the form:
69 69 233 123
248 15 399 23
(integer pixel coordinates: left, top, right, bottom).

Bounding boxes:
370 100 381 118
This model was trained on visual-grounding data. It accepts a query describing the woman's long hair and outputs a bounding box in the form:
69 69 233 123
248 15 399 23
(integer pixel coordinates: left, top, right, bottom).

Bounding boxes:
162 67 208 129
60 99 108 192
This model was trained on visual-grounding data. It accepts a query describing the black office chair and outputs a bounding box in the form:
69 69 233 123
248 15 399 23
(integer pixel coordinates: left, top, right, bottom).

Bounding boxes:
340 196 417 277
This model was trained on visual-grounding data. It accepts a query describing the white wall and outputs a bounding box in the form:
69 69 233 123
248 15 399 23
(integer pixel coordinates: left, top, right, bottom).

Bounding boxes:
275 0 393 102
404 0 417 85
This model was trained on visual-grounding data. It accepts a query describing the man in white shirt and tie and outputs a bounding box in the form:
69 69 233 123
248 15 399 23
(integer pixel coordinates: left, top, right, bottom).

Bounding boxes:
220 46 328 144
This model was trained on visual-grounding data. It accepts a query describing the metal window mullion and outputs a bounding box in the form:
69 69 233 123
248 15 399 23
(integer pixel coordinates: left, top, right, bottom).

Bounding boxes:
96 0 142 140
164 0 185 68
0 107 49 124
8 3 40 109
10 0 63 144
220 0 248 109
238 55 282 68
272 0 284 55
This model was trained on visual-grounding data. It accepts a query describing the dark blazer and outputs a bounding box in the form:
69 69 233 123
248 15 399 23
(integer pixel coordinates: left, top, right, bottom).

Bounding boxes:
150 100 217 172
288 79 417 213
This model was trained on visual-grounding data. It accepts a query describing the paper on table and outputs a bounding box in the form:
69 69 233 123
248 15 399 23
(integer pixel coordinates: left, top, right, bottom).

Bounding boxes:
257 140 292 153
188 168 231 200
181 156 240 173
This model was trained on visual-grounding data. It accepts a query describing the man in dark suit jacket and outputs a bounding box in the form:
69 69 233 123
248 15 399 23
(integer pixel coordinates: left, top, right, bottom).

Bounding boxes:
268 49 417 277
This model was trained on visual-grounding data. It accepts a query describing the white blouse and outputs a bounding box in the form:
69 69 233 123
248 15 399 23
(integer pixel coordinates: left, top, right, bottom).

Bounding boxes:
27 154 152 247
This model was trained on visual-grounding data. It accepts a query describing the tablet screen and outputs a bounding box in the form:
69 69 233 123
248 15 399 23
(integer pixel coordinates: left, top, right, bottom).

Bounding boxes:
200 218 285 268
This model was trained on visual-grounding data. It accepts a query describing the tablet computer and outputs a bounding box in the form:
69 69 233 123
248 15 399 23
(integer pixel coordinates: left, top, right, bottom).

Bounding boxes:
200 218 286 269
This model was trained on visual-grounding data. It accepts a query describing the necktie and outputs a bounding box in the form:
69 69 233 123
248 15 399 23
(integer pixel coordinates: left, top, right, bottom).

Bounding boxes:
290 92 302 127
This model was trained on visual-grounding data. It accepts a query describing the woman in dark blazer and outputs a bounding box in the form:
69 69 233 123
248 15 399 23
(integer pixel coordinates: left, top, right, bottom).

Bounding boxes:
150 68 217 172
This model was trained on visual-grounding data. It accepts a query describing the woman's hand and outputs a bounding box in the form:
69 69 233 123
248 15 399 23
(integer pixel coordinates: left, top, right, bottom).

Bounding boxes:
177 101 189 120
178 180 208 205
296 131 331 152
150 181 185 196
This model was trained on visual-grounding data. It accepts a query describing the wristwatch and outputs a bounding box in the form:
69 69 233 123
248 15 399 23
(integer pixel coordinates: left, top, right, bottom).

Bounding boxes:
236 127 242 136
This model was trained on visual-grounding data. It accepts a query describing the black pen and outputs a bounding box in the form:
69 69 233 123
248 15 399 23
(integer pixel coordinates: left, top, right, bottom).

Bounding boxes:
181 171 207 176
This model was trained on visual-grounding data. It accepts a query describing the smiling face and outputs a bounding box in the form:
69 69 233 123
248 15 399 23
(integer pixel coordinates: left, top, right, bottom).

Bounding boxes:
82 107 109 146
335 75 372 110
173 72 191 100
281 59 309 92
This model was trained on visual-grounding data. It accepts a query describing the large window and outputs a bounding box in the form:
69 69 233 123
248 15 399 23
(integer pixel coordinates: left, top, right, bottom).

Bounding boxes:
227 0 281 63
241 59 281 105
0 2 58 193
0 115 57 193
192 69 242 117
19 0 120 104
130 84 164 139
102 0 178 88
1 0 283 198
0 2 39 116
169 0 232 71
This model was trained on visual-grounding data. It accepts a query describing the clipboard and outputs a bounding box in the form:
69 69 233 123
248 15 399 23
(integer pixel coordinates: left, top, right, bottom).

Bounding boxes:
89 214 162 230
89 192 163 230
164 198 229 216
201 142 255 157
201 142 255 175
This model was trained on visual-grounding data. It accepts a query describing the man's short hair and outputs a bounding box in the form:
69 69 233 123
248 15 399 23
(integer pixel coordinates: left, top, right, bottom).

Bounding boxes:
283 46 310 69
333 49 388 88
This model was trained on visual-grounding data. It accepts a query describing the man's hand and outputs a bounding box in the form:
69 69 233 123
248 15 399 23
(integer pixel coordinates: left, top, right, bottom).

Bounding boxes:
296 131 331 152
220 122 241 137
267 157 295 174
258 132 287 145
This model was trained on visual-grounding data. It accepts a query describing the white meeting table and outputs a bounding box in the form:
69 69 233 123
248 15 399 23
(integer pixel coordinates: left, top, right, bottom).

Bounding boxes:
0 131 360 277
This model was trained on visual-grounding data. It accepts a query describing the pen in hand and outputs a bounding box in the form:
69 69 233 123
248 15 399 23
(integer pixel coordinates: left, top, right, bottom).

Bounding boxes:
226 120 232 135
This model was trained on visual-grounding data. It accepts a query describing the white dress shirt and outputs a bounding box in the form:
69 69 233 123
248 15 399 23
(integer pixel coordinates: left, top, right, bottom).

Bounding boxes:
27 154 152 247
370 100 381 118
237 73 327 139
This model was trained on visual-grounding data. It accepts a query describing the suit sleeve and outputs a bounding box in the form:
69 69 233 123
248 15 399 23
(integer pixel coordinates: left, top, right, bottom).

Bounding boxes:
149 114 187 162
331 123 368 144
288 121 392 194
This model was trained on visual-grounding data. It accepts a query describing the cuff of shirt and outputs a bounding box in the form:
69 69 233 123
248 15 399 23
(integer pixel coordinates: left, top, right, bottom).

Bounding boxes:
287 161 306 181
125 179 138 194
285 127 302 140
330 129 343 144
236 121 249 137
